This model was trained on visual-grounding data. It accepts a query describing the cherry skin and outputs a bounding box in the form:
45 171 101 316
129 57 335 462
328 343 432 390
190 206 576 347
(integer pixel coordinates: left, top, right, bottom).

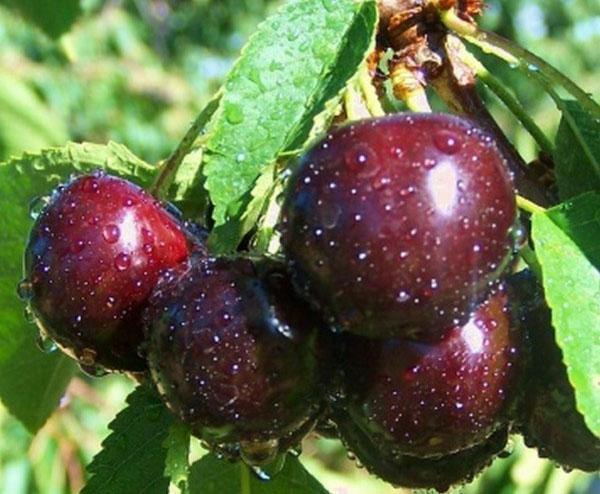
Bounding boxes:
281 113 516 337
510 272 600 472
145 256 329 465
334 407 509 492
23 171 192 372
334 287 522 458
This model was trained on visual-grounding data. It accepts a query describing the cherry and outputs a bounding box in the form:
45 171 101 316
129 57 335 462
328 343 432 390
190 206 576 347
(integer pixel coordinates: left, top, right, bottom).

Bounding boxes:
334 287 522 458
510 272 600 472
145 255 329 466
23 171 193 372
281 113 516 337
335 407 509 491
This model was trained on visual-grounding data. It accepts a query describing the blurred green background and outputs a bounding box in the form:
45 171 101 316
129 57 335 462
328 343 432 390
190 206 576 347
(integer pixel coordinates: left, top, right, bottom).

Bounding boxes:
0 0 598 492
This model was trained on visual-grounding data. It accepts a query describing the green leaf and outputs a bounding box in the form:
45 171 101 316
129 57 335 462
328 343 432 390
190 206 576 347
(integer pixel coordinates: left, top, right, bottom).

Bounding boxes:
82 385 173 494
544 192 600 269
208 163 277 253
0 0 82 38
0 336 75 433
0 70 68 161
203 0 377 236
164 421 191 494
0 141 155 431
554 100 600 201
189 454 329 494
532 201 600 437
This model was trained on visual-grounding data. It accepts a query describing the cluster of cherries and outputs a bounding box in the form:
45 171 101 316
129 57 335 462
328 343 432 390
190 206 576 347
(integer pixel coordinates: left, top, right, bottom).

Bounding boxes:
21 113 599 490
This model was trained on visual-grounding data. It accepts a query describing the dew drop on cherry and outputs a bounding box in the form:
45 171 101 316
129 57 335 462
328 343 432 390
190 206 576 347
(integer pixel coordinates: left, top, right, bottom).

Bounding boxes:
114 252 131 271
17 279 33 301
433 130 461 155
102 224 120 243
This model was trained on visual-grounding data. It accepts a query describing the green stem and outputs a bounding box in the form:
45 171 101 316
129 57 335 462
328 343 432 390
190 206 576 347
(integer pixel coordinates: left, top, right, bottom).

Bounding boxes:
517 194 546 215
390 63 431 112
240 463 251 494
440 9 600 118
358 64 385 117
519 243 543 281
344 84 371 121
149 93 222 199
475 64 554 155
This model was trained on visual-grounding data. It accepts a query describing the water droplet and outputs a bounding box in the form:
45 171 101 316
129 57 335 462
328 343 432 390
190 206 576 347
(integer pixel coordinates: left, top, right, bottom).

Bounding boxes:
17 279 33 301
433 130 461 155
319 203 342 229
103 224 120 243
79 348 97 367
80 363 108 377
36 334 57 353
23 305 37 324
114 253 131 271
240 438 280 468
81 177 100 193
390 146 403 159
322 0 336 12
344 144 378 177
225 103 244 124
71 239 86 254
123 196 138 207
29 196 49 220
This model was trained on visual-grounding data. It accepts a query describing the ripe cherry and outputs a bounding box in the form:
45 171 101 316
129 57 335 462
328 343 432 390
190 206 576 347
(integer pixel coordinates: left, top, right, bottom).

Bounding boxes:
334 287 521 458
145 256 329 466
23 171 193 372
281 113 516 337
335 407 509 492
510 272 600 472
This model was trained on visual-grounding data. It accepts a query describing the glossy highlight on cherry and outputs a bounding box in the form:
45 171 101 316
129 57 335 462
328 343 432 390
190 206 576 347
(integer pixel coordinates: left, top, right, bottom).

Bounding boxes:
281 113 517 337
335 287 521 459
145 255 330 464
23 171 192 372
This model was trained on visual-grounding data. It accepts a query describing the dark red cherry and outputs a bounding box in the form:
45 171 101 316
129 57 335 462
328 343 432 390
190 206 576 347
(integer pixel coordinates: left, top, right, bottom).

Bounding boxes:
281 113 516 337
335 287 522 458
145 256 329 465
334 407 509 492
510 272 600 472
23 171 193 372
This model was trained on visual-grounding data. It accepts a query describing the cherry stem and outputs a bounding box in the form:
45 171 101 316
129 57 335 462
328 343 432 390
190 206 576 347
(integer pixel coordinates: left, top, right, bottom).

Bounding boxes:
429 37 556 207
149 93 222 199
517 194 546 215
440 9 600 118
358 63 386 117
344 63 386 120
344 84 372 121
466 57 554 156
519 243 544 281
390 62 432 112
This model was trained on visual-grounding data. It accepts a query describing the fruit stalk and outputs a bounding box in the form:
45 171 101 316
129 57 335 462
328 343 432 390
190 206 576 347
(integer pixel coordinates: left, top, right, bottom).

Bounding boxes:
438 6 600 118
429 35 556 207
